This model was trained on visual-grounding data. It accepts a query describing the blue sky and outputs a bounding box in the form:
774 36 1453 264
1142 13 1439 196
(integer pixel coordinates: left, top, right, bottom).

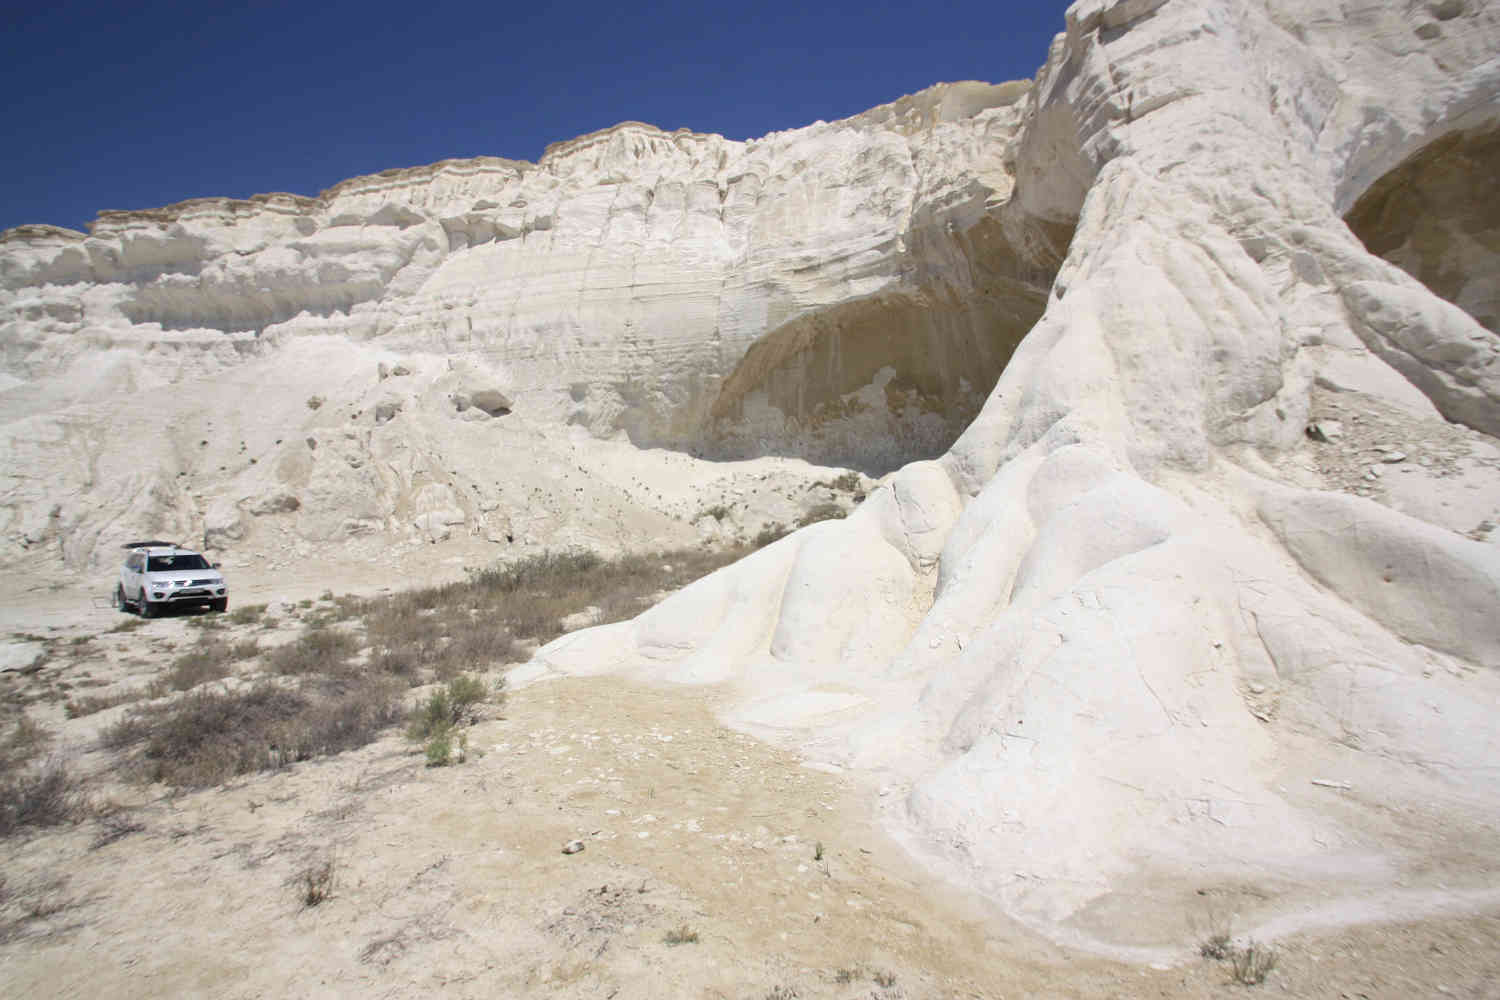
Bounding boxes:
2 1 1066 234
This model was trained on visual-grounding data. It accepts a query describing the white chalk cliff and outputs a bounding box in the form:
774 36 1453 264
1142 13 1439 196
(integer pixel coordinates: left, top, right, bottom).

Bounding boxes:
5 0 1500 955
0 76 1057 569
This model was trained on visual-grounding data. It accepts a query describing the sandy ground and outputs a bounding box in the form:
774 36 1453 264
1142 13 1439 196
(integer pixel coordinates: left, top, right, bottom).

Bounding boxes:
2 584 1499 999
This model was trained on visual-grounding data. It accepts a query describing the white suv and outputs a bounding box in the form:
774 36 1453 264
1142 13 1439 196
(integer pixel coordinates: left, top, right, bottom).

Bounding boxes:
113 541 229 617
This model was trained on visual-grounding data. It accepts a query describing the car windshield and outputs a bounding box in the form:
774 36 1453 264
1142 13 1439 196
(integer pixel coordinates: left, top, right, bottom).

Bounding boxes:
146 554 210 572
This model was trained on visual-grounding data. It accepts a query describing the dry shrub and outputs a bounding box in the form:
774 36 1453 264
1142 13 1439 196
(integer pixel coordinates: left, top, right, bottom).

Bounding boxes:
754 523 790 548
295 857 336 907
64 689 145 719
103 680 401 787
1229 940 1278 985
90 802 145 849
1 714 52 771
0 761 82 836
227 603 266 625
663 923 699 945
795 503 847 528
268 628 358 676
434 625 523 680
163 641 232 691
825 471 862 493
229 638 261 661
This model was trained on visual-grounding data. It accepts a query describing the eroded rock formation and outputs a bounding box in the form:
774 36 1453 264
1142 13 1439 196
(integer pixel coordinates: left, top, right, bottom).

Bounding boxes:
521 0 1500 955
3 0 1499 959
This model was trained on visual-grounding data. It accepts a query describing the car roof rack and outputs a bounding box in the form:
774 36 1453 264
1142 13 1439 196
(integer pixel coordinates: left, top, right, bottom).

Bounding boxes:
122 540 179 550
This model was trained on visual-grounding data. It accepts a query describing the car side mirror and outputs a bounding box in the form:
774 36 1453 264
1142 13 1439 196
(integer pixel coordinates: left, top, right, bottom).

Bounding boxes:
212 562 221 569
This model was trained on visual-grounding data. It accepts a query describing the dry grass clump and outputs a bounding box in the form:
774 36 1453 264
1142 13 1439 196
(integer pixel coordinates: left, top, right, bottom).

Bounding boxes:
663 923 699 945
268 628 358 676
64 688 145 719
227 603 266 626
103 680 402 787
795 502 847 529
161 641 233 692
294 857 337 908
1200 931 1232 960
1 713 52 769
0 761 83 837
1 716 82 836
1228 940 1278 985
823 470 862 493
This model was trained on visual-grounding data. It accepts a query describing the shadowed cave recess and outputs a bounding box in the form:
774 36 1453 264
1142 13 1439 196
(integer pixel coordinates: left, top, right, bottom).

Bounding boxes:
1345 123 1500 332
695 210 1075 476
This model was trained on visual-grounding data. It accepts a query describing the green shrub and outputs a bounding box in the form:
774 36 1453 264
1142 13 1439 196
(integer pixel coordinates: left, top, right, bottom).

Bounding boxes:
408 674 494 767
424 727 455 767
407 674 492 741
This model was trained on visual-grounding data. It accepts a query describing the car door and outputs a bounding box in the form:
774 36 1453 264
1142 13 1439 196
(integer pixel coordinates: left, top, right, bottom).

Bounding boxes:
124 553 144 601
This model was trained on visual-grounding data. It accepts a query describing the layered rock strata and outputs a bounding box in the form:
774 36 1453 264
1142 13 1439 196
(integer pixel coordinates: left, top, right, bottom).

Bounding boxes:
0 82 1064 570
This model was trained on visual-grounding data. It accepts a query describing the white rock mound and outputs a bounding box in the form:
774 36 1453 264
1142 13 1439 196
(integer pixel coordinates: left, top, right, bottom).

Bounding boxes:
525 0 1500 955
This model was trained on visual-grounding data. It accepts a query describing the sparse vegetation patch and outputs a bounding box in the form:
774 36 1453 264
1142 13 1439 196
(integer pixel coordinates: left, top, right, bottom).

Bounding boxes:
408 673 496 766
268 628 357 676
1228 940 1278 986
294 857 336 908
663 923 699 945
0 760 83 837
162 640 232 691
64 688 145 718
87 545 764 788
103 681 401 787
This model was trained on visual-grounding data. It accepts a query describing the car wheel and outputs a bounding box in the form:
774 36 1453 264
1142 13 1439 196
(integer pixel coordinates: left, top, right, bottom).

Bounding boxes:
139 595 155 619
113 584 127 612
210 598 227 613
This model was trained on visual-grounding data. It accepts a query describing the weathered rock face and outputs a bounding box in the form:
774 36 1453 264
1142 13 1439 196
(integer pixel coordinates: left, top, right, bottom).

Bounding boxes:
523 0 1500 955
0 80 1064 570
0 78 1056 467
